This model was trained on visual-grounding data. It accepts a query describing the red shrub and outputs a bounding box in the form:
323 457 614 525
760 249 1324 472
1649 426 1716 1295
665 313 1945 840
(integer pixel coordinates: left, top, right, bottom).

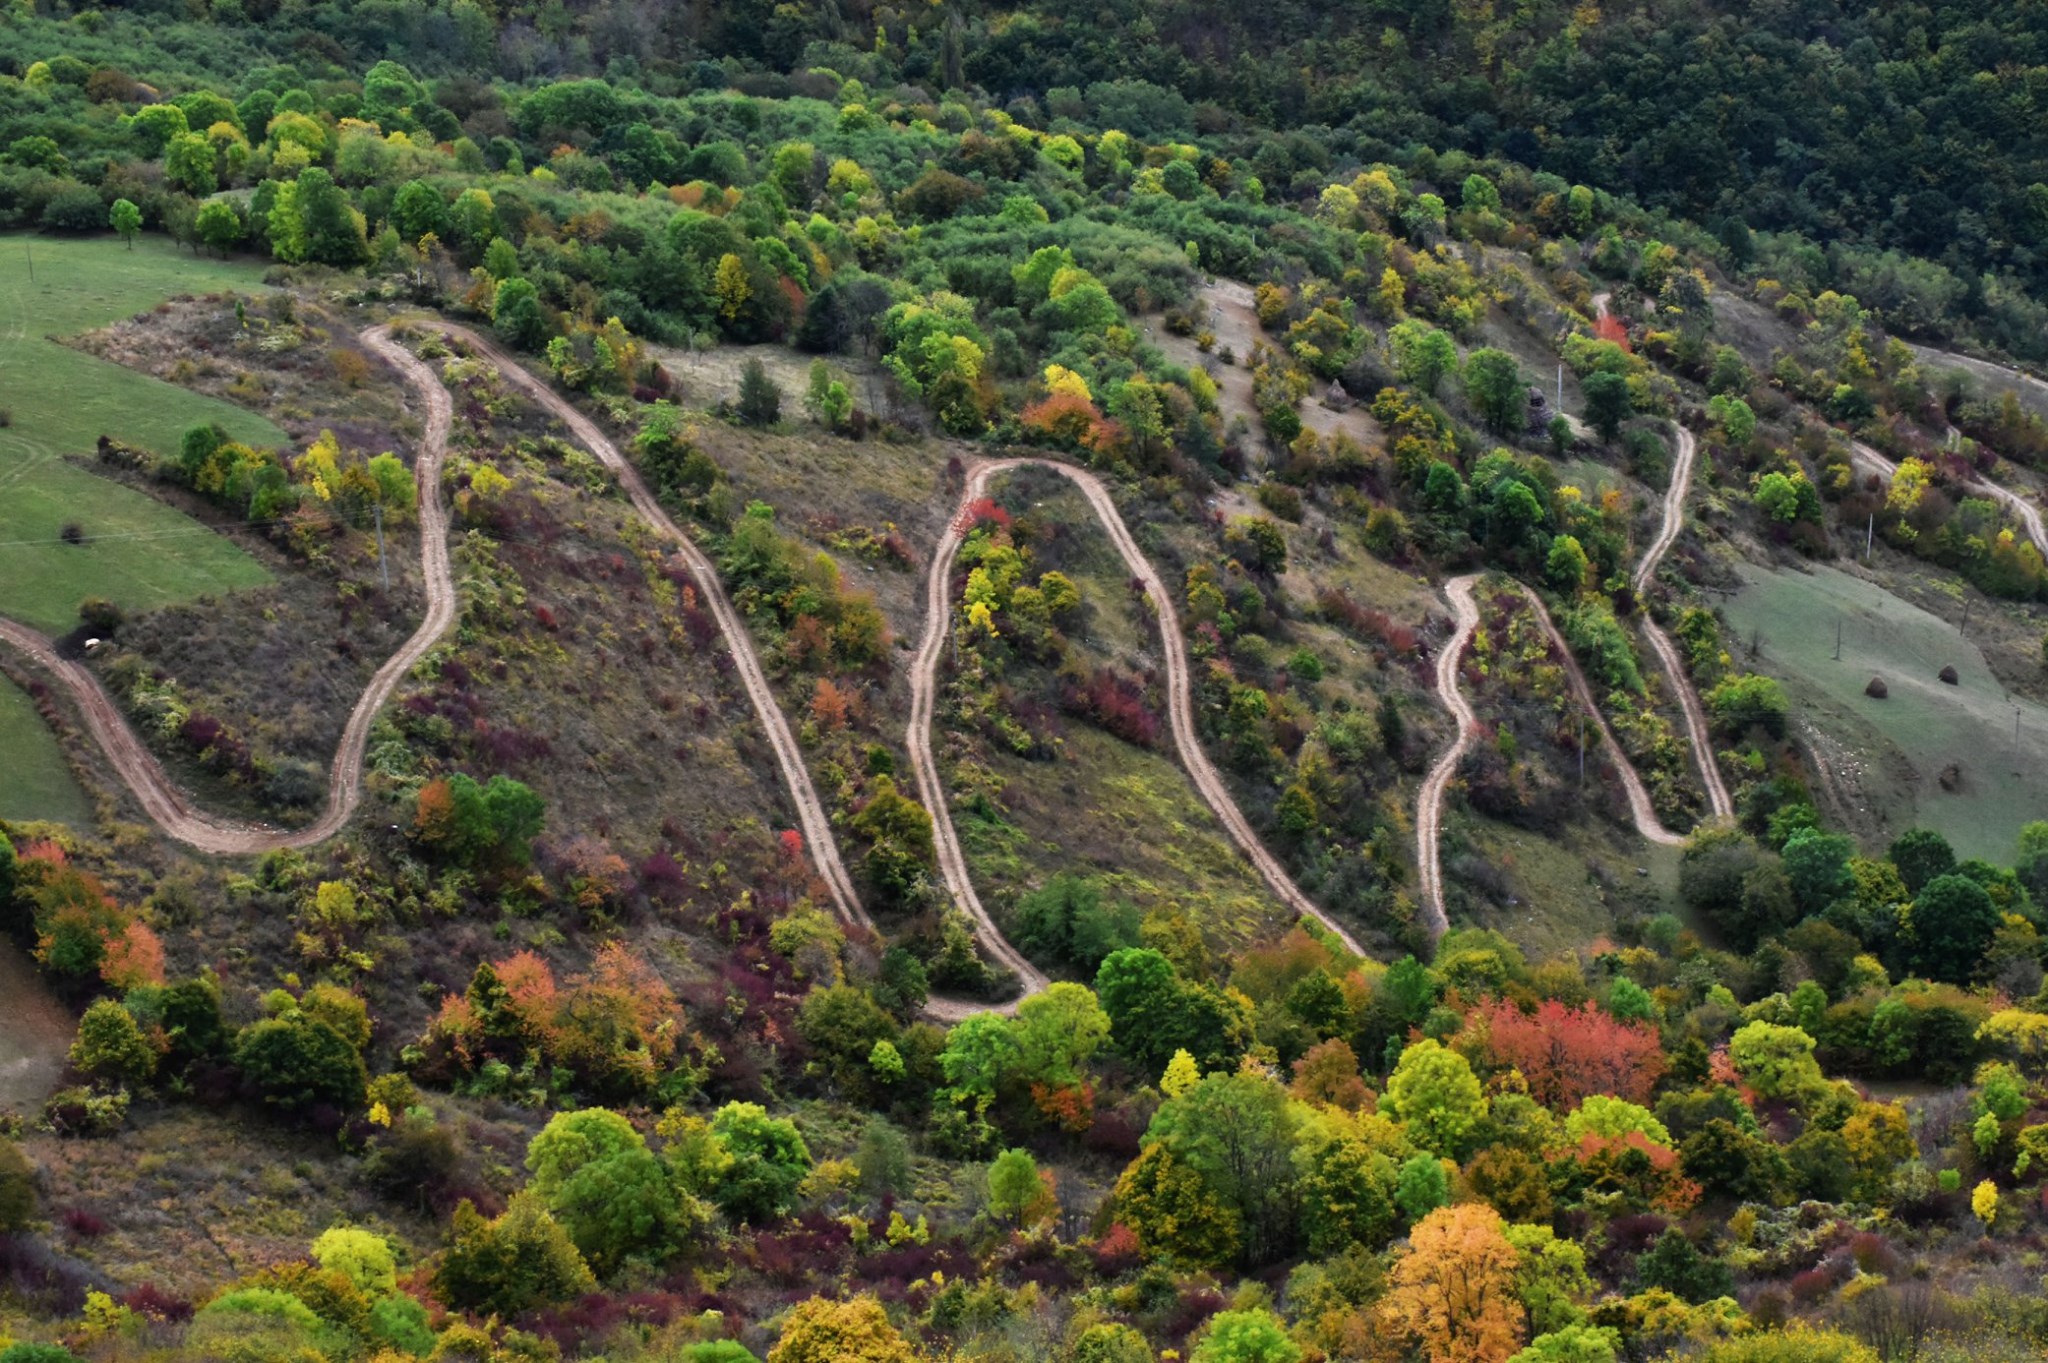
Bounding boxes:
1165 1285 1226 1345
956 496 1013 535
59 1208 109 1238
1316 587 1420 655
1091 1224 1141 1277
119 1282 193 1322
1059 667 1159 747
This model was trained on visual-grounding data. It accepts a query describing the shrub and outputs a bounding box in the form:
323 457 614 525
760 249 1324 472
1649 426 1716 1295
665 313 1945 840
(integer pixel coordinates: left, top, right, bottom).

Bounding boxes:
0 1137 35 1232
435 1194 595 1316
68 999 155 1084
737 359 781 426
233 1017 368 1116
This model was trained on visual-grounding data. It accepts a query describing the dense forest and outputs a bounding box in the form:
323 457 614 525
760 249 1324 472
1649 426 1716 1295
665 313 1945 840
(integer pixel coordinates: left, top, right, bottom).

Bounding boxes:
12 0 2048 356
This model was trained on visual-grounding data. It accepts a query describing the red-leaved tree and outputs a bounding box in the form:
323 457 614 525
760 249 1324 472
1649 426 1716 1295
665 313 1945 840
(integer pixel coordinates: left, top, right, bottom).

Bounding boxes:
1476 999 1665 1107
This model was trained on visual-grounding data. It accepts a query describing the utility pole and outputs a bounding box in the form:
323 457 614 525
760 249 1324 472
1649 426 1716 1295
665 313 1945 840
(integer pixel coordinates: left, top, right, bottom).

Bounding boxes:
1833 615 1842 661
1865 512 1874 561
374 501 389 593
1961 597 1973 635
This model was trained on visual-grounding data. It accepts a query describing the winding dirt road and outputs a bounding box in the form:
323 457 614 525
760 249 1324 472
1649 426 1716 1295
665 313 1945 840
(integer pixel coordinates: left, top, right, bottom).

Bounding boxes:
0 325 455 854
437 326 871 934
1416 576 1683 929
909 458 1369 971
1633 422 1734 820
0 323 873 952
1413 298 1708 932
1414 576 1482 938
1850 434 2048 559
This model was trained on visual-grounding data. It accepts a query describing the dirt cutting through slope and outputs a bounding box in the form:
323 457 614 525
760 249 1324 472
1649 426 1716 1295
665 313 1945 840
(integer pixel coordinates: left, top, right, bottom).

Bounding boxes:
0 324 454 854
6 324 1375 1017
909 458 1370 979
1634 422 1735 820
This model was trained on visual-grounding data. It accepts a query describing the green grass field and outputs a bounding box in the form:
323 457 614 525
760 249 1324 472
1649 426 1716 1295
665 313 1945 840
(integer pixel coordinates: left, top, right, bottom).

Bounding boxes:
0 674 90 826
0 234 281 633
1723 561 2048 863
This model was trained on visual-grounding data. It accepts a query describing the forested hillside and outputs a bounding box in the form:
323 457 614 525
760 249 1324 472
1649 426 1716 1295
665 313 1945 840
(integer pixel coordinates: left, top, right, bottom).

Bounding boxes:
4 1 2048 1362
12 0 2048 356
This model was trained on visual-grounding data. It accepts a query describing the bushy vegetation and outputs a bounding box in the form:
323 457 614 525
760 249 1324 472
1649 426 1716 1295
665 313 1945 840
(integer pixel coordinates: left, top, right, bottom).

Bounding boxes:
11 5 2048 1363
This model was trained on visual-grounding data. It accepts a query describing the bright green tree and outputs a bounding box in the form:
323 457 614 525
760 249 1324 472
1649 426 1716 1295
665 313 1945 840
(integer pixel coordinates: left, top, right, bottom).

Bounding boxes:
1381 1039 1488 1156
985 1147 1051 1227
109 197 141 248
1390 319 1459 394
1191 1308 1301 1363
310 1226 398 1296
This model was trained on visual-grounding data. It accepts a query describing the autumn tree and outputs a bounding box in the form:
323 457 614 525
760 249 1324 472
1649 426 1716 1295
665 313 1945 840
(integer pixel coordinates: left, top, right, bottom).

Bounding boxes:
1293 1111 1400 1253
767 1296 917 1363
435 1194 595 1316
1477 1000 1666 1108
69 999 155 1085
1114 1142 1241 1267
1384 1203 1526 1363
1142 1070 1304 1266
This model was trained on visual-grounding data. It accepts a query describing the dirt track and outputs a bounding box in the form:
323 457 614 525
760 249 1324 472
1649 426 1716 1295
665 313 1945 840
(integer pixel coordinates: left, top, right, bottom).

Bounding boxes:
909 458 1369 979
1416 571 1691 932
1414 575 1482 937
0 322 874 948
0 324 455 854
1633 422 1735 820
438 326 871 933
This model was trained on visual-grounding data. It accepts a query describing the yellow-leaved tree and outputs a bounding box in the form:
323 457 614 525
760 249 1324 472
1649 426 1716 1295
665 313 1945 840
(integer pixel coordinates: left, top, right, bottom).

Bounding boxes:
1382 1203 1526 1363
768 1295 918 1363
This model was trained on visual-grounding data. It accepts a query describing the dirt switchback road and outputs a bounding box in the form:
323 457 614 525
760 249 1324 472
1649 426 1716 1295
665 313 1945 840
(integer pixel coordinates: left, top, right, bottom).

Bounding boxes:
0 322 873 947
1416 577 1684 933
1414 575 1482 939
1634 422 1734 820
440 325 871 934
910 458 1369 975
0 324 455 854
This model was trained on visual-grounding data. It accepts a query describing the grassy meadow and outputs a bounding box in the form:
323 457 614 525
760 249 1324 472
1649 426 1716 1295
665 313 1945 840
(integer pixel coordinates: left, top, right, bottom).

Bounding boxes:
0 234 281 633
0 674 90 826
1722 560 2048 862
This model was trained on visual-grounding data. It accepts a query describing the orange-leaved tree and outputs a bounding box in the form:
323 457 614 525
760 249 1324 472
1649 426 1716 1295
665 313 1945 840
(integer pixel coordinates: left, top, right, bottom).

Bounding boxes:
1382 1203 1526 1363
